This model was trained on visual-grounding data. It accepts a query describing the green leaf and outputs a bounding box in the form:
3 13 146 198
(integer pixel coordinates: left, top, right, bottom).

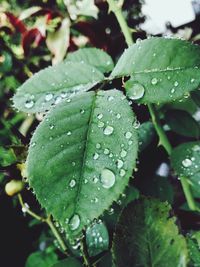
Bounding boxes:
13 62 104 113
187 232 200 267
0 147 17 166
51 257 82 267
171 142 200 194
113 198 188 267
165 109 200 138
25 250 58 267
26 90 138 242
137 121 155 151
65 48 114 73
86 221 109 256
191 90 200 107
138 175 174 204
111 37 200 104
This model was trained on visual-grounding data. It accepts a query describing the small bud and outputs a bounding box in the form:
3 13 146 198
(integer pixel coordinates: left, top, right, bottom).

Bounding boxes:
5 180 25 196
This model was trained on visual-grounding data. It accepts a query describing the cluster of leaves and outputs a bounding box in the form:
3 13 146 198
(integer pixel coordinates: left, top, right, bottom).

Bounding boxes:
2 1 200 266
10 36 200 266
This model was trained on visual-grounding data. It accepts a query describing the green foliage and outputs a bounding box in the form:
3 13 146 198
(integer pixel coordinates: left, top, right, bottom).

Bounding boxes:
111 37 200 104
165 109 200 138
171 142 200 194
51 257 82 267
65 48 114 73
113 198 188 267
137 121 156 151
26 89 138 241
187 232 200 267
25 249 58 267
86 221 109 256
0 147 17 167
13 62 104 113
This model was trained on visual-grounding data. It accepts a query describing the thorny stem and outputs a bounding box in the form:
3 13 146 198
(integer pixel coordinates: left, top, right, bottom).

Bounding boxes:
106 0 198 212
18 193 68 253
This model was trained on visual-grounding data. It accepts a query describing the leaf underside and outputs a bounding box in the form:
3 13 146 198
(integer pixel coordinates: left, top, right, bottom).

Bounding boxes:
111 37 200 104
112 198 188 267
171 141 200 194
13 61 104 113
27 89 138 241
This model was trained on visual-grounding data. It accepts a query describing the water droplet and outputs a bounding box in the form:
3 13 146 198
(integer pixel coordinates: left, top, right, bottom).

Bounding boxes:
93 153 99 160
151 78 158 85
50 124 54 130
69 214 80 230
98 121 104 128
120 149 127 158
30 142 36 147
120 169 126 177
104 126 114 135
191 78 195 83
108 96 114 101
67 131 71 136
25 100 34 109
127 82 145 100
69 179 76 188
193 145 200 151
125 132 132 139
116 113 121 119
55 96 62 104
45 93 53 101
171 88 175 94
97 113 103 119
104 148 110 155
72 162 76 166
96 143 101 149
128 140 133 145
174 81 179 87
80 109 85 114
182 158 192 167
61 91 68 98
116 159 124 169
100 169 115 189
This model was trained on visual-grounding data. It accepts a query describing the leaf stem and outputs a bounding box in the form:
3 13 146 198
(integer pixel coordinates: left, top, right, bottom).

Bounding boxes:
18 193 68 253
180 177 198 211
107 0 133 46
81 234 92 267
147 103 172 155
46 215 68 253
106 0 198 212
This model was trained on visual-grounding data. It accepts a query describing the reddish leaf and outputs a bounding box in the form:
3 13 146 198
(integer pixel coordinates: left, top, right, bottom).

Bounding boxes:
22 28 43 55
5 12 27 33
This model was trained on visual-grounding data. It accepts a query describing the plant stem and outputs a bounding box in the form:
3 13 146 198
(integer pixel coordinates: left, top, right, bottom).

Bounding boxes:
180 177 198 211
81 235 92 267
107 0 198 212
147 104 172 155
18 193 44 221
46 216 68 253
18 193 68 253
107 0 133 46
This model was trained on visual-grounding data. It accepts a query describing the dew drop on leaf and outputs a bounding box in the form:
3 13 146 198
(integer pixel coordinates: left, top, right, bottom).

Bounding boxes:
116 159 124 169
151 78 158 85
174 81 179 87
69 179 76 188
119 169 126 177
25 100 34 109
104 148 110 155
96 143 101 149
45 93 53 101
97 113 103 119
126 82 145 100
93 153 99 160
182 158 192 167
98 121 104 128
100 169 115 189
104 126 114 135
125 132 132 139
120 149 127 158
116 113 121 119
69 214 80 230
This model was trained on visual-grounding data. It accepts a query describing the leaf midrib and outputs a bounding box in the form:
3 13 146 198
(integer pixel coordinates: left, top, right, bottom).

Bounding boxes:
73 91 97 215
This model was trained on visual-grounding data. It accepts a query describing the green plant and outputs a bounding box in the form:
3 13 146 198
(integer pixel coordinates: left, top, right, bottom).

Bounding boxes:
6 0 200 266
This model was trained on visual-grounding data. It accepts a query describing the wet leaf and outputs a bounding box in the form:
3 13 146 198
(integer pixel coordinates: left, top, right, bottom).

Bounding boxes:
26 90 138 242
51 257 82 267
